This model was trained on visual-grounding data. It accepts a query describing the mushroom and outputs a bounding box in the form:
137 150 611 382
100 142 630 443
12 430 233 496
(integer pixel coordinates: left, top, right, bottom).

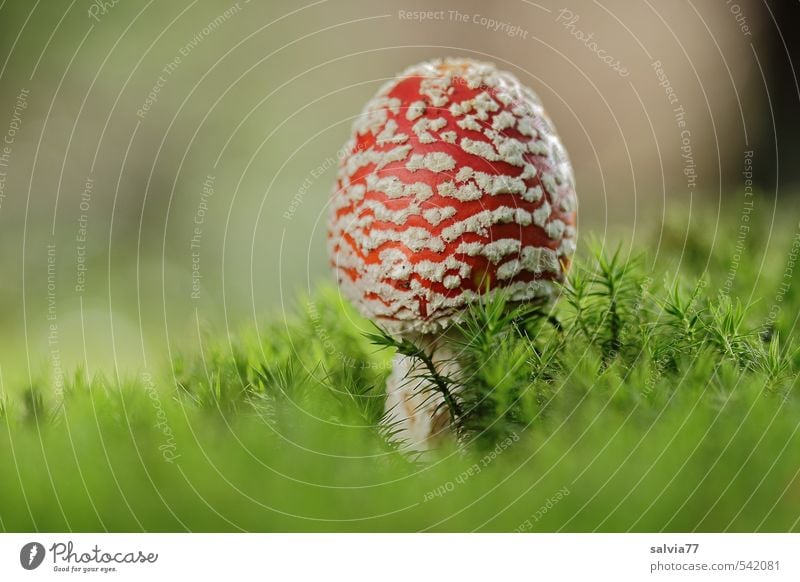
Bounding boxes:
328 58 577 449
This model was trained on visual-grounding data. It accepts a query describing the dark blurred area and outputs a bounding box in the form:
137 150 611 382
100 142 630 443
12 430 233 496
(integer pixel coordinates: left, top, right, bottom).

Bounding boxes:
0 0 795 380
757 0 800 190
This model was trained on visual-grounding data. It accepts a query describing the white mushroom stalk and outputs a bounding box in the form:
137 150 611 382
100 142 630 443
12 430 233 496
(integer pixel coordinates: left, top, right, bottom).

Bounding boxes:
383 334 462 449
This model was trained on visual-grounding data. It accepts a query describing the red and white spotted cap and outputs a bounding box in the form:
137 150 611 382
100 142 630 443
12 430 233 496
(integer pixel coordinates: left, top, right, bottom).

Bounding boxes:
328 58 577 334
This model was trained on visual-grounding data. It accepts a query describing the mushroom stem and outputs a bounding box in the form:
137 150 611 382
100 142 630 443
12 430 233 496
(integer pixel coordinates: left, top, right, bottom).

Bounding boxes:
384 334 461 451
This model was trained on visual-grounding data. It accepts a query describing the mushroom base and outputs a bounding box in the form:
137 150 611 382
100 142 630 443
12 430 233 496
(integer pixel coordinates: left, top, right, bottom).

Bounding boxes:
384 336 460 451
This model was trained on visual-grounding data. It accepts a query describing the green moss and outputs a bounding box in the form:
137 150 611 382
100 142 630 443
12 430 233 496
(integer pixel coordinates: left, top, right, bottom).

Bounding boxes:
0 203 799 532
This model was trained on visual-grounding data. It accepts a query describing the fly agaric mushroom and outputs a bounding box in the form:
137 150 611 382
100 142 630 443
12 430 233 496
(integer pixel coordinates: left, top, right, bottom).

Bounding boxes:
328 58 577 448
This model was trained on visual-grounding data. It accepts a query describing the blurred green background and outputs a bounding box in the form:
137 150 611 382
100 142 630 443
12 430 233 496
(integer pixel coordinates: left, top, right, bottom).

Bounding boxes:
0 0 792 383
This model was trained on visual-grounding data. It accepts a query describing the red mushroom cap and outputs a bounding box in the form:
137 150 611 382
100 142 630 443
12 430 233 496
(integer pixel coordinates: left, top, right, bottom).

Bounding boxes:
328 58 577 334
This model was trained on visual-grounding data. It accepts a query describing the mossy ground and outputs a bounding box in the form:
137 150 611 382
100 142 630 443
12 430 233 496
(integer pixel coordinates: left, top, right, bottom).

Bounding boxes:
1 202 799 532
